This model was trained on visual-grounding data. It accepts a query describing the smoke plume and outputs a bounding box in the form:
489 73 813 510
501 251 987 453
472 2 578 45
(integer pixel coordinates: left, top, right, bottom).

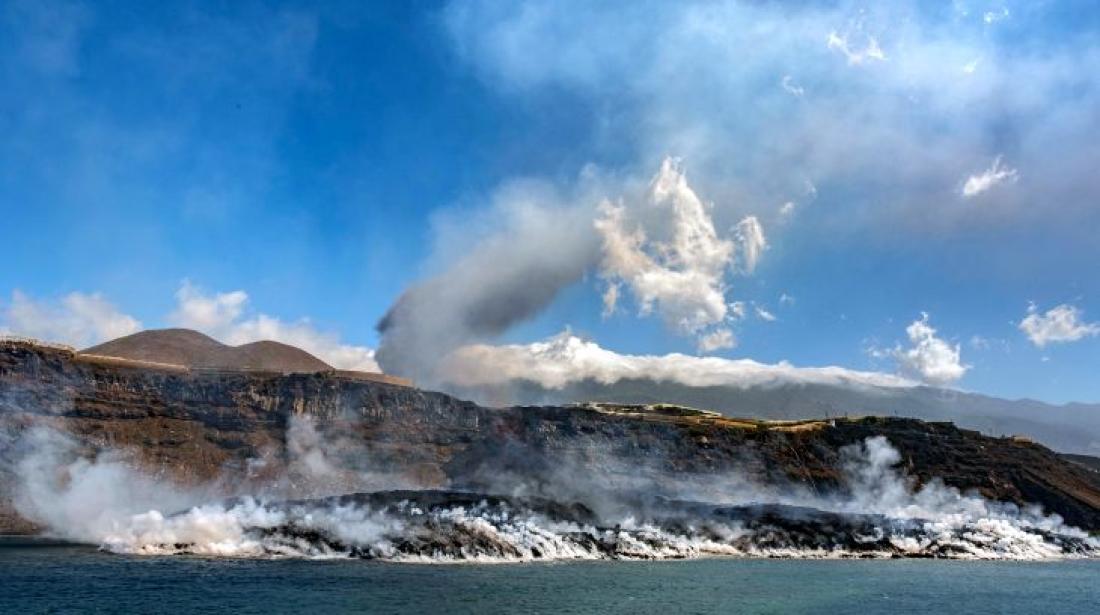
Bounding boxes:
376 159 764 385
375 181 602 384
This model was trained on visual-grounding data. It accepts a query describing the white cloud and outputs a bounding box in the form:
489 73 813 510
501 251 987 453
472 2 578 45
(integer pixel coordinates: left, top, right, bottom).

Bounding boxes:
169 282 380 371
441 330 913 391
962 156 1018 198
890 313 969 385
827 31 887 65
595 158 741 341
729 301 746 320
1 290 141 348
600 282 620 318
780 75 804 97
169 284 248 332
778 201 796 219
734 216 767 274
444 0 1100 245
1018 303 1100 348
754 305 777 322
779 293 796 307
696 327 736 353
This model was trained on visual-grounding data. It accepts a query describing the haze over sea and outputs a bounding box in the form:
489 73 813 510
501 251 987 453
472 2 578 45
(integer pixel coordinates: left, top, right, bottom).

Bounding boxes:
3 538 1097 614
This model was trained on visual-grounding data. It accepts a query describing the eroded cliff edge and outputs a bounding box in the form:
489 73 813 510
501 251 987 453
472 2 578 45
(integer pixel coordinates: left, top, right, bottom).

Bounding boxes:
3 340 1100 534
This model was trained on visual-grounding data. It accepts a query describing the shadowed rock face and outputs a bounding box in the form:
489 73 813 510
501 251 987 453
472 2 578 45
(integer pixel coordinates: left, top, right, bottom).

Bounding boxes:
81 328 332 373
3 341 1100 534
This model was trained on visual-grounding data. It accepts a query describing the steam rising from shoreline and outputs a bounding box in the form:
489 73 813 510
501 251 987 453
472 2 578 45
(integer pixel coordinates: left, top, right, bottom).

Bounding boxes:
5 422 1092 561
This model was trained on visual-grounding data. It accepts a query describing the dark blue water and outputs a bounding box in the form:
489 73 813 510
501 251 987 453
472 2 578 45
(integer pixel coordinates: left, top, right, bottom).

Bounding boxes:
2 537 1098 614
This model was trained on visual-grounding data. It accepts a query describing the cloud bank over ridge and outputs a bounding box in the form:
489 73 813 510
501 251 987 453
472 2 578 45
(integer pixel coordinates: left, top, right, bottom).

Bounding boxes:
441 330 912 391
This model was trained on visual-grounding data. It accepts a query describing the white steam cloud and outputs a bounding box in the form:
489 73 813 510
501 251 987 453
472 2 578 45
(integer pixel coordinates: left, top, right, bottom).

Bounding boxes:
8 425 1090 561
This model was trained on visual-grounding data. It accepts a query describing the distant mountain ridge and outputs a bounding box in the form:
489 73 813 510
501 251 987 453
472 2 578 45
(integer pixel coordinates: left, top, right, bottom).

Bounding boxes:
444 378 1100 455
82 328 332 373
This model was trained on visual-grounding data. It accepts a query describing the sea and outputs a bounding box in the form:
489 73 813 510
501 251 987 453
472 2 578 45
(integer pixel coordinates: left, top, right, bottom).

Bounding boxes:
2 537 1098 614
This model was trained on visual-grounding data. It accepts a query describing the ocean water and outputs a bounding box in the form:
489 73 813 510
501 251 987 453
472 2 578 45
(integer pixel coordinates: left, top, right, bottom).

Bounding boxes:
2 538 1098 614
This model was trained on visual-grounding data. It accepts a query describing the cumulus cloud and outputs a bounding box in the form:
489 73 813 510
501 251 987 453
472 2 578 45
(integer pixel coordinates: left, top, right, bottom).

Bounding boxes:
1019 303 1100 348
440 330 913 391
0 290 141 347
595 158 742 341
888 313 968 385
962 156 1018 198
170 282 379 371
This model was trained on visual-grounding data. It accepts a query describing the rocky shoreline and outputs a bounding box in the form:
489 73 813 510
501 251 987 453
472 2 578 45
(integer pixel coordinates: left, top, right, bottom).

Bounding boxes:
3 340 1100 536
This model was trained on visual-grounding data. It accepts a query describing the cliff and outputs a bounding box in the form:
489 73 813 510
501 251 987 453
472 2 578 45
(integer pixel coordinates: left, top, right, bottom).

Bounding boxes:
3 340 1100 534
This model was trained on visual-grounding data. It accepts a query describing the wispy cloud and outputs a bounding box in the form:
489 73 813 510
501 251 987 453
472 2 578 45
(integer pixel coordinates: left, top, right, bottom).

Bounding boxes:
780 75 804 97
827 31 887 65
733 216 767 275
962 156 1018 198
754 305 777 322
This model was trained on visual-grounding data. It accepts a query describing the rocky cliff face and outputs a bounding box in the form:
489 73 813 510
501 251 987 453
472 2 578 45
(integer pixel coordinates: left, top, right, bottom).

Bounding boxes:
3 340 1100 534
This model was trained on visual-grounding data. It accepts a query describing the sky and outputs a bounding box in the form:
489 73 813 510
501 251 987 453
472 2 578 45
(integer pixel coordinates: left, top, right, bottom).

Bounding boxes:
2 0 1100 403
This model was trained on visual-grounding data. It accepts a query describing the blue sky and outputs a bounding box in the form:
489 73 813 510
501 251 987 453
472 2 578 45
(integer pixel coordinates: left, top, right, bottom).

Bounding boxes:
3 1 1100 403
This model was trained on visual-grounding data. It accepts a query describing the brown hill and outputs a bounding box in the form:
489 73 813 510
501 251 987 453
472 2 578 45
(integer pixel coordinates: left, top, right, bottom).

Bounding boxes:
81 328 332 373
